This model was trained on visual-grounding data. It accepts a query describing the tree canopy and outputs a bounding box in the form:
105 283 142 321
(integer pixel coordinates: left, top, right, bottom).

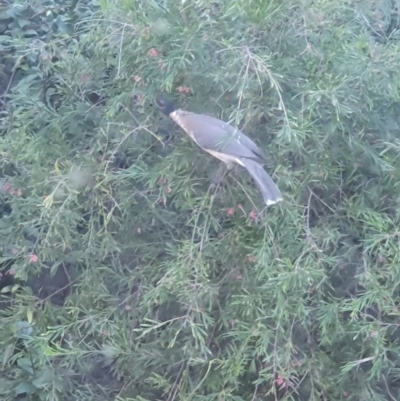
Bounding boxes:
1 0 400 400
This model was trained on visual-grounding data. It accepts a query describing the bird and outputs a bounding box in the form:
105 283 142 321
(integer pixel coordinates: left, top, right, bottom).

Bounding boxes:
155 96 283 206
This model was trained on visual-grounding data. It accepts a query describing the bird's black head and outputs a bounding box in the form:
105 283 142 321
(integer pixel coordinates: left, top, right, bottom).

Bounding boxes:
155 96 176 116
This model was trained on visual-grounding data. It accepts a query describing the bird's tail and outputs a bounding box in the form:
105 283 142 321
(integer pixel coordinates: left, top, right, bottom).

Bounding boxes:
241 159 283 206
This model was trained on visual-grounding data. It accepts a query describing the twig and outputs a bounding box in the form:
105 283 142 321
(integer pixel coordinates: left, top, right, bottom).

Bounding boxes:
116 23 126 78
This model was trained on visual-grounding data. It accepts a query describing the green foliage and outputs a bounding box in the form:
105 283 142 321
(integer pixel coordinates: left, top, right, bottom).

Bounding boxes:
1 0 400 400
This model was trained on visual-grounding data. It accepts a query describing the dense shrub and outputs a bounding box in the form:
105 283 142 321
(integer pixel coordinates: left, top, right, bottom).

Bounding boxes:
1 0 400 400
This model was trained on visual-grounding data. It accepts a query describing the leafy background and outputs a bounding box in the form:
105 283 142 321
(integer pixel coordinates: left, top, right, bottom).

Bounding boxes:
1 0 400 400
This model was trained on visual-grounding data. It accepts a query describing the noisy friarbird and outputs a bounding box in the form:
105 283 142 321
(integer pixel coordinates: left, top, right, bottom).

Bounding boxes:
155 97 283 206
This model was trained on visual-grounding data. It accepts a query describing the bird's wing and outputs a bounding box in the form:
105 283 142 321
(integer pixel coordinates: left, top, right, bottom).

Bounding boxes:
173 111 267 163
